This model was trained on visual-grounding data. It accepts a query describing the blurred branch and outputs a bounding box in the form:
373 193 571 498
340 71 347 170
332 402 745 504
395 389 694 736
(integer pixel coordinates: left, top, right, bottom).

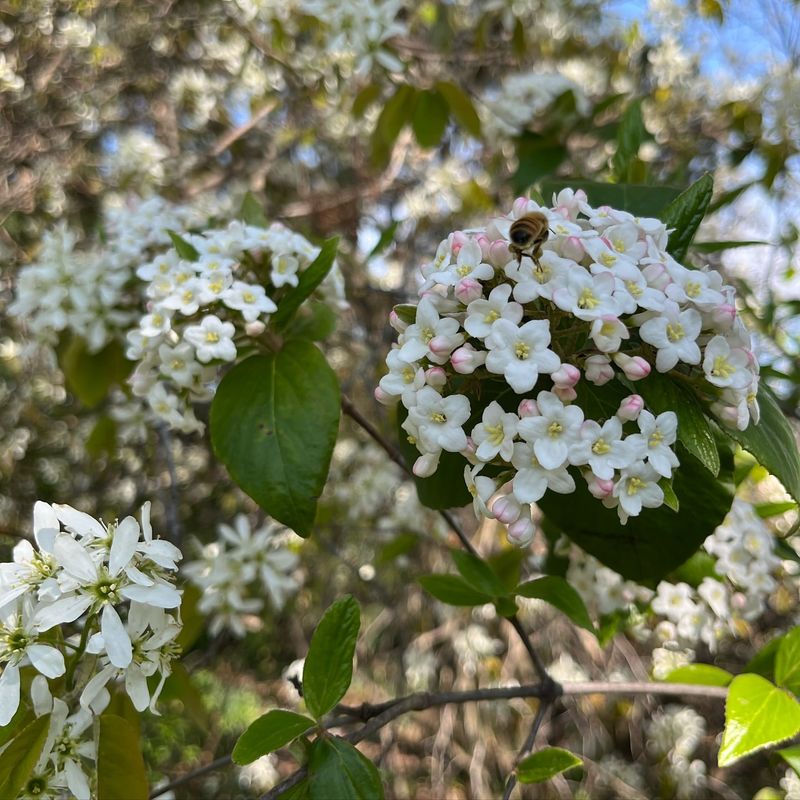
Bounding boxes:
501 696 551 800
209 101 277 158
156 423 183 546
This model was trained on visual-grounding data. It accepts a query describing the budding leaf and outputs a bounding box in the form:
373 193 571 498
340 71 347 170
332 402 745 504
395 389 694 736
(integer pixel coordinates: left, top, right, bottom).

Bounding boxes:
664 664 733 687
233 710 315 764
515 576 595 636
661 173 714 261
517 747 583 784
166 229 200 261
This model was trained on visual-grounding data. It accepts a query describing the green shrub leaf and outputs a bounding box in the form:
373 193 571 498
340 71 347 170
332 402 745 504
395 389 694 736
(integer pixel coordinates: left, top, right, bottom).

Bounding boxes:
308 736 384 800
418 574 493 607
97 714 149 800
661 173 714 261
210 344 340 536
304 596 361 720
517 747 583 784
664 664 733 687
515 577 595 635
0 714 51 800
233 710 315 764
776 627 800 695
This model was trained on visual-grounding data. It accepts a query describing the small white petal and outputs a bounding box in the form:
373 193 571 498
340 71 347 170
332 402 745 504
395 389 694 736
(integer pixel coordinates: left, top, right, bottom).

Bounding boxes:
80 665 115 709
121 582 181 609
52 504 106 539
109 517 140 576
34 595 93 631
30 675 53 717
54 535 97 584
27 644 66 678
0 662 21 725
102 604 133 668
125 665 150 712
65 760 91 800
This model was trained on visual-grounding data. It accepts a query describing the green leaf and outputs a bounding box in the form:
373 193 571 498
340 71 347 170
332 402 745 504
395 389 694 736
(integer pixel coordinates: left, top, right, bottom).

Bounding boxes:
304 595 361 719
670 551 720 586
210 343 340 536
59 336 132 409
308 736 384 800
392 304 416 325
513 133 567 193
166 229 200 261
719 674 800 766
722 383 800 506
0 715 50 800
435 81 481 137
692 240 767 253
418 574 493 606
664 664 733 687
271 237 339 331
284 302 338 342
754 501 798 518
240 192 268 227
86 414 118 459
282 779 312 800
634 370 720 476
661 173 714 261
776 627 800 694
539 179 681 217
612 99 647 181
515 577 595 635
371 84 416 166
451 550 507 597
778 745 800 777
352 83 381 117
517 747 583 784
660 478 679 512
396 407 471 509
233 710 315 764
367 221 399 261
745 635 784 680
539 381 733 581
412 89 449 148
97 714 149 800
176 583 205 651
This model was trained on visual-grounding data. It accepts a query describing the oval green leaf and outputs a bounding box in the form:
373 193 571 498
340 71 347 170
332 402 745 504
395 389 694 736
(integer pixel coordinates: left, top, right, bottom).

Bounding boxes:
722 383 800 506
412 89 449 148
435 81 481 137
664 664 733 687
418 574 493 607
515 576 595 636
233 709 315 764
776 627 800 695
308 736 385 800
210 342 340 537
661 173 714 261
304 595 361 720
451 550 507 598
0 714 51 800
718 674 800 767
517 747 583 784
98 714 149 800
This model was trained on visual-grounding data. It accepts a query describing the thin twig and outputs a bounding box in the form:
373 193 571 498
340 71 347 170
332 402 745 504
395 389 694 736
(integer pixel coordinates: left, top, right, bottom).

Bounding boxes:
259 679 729 799
210 102 276 157
502 697 551 800
149 754 232 799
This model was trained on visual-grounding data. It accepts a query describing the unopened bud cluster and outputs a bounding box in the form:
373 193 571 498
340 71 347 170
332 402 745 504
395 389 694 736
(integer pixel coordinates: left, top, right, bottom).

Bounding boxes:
377 191 760 543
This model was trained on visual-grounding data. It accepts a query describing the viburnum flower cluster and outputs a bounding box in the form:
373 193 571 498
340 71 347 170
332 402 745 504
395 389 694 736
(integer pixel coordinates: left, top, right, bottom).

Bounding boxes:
377 191 760 543
127 220 346 434
0 502 182 798
182 515 301 638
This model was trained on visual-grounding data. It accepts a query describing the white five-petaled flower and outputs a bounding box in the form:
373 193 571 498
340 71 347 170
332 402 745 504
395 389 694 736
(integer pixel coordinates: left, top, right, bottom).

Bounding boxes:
638 301 703 372
613 462 664 521
404 387 470 454
222 281 278 322
378 349 426 405
398 297 464 365
626 410 680 478
568 417 636 480
702 335 752 390
183 315 237 363
471 401 519 462
464 465 497 519
430 239 494 286
510 442 575 503
464 284 522 339
485 319 561 394
516 391 584 470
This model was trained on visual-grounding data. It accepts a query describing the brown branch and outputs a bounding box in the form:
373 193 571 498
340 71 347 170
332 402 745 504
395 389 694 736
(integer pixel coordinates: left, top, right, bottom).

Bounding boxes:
210 101 277 158
149 755 232 799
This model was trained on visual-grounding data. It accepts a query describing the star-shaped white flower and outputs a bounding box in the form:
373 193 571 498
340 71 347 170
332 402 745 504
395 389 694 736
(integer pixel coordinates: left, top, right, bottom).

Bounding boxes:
485 319 560 394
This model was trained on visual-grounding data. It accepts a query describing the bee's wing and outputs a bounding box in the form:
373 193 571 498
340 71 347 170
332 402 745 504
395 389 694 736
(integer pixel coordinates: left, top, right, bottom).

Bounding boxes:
488 216 512 241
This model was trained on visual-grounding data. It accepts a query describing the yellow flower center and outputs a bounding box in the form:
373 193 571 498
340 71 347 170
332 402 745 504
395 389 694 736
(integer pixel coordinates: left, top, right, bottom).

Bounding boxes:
627 476 645 495
578 288 598 309
666 322 684 342
430 412 446 424
548 421 563 438
205 331 220 343
685 281 701 298
484 309 500 324
486 422 505 446
648 430 664 448
515 341 530 360
592 439 610 455
711 355 734 378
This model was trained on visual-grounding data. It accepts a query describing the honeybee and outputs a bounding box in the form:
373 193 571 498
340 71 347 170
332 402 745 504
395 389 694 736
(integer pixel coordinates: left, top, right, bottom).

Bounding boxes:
508 211 550 268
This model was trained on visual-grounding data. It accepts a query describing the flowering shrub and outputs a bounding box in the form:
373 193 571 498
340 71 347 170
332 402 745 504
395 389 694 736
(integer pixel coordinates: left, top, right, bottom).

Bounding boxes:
378 191 761 544
0 501 182 798
127 220 346 434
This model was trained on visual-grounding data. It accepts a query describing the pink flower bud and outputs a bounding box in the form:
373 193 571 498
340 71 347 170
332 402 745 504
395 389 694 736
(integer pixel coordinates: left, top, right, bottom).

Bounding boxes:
389 310 408 333
455 278 483 305
586 474 614 499
730 592 747 611
561 236 584 261
552 363 581 388
642 262 671 291
464 436 477 459
710 303 736 330
491 494 522 525
617 394 644 421
613 353 651 381
373 386 396 406
429 335 456 357
507 516 535 547
451 344 486 375
584 354 614 386
512 197 531 217
518 398 539 417
425 367 447 388
489 240 511 267
553 385 577 402
413 453 439 478
475 233 491 259
245 320 266 336
451 230 469 255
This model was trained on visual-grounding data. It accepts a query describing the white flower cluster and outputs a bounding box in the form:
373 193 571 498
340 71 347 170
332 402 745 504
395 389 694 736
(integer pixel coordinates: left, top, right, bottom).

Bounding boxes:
182 515 300 638
565 499 783 652
127 219 346 434
646 705 707 799
299 0 407 75
102 129 170 188
377 192 760 544
483 71 591 138
0 502 182 796
10 196 208 354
